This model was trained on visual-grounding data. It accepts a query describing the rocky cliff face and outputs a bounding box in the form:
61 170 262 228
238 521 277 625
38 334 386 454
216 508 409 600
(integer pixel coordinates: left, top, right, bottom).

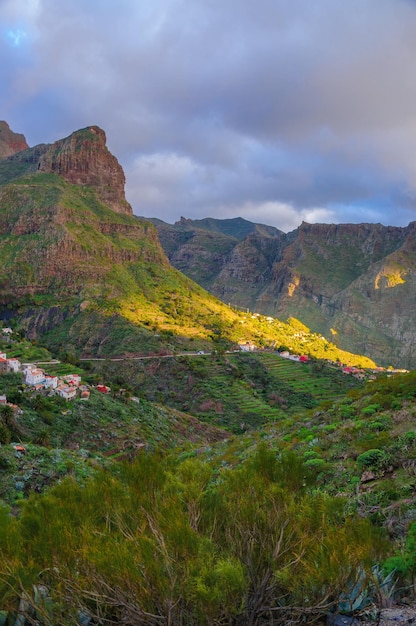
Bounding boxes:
0 121 29 158
150 217 416 368
38 126 132 215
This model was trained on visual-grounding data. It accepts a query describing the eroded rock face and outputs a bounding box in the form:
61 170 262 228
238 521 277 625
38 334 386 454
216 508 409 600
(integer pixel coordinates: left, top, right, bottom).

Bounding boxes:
0 121 29 158
38 126 132 215
0 123 169 304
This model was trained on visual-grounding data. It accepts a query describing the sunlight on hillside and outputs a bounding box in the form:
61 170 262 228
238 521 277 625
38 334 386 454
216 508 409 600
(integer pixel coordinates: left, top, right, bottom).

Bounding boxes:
375 268 407 289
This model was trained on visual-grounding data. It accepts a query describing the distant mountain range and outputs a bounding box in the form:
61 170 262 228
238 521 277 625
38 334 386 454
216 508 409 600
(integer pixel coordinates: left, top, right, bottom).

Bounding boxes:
147 216 416 368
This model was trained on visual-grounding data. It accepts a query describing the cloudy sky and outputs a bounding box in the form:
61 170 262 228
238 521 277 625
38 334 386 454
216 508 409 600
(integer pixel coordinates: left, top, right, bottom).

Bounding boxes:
2 0 416 232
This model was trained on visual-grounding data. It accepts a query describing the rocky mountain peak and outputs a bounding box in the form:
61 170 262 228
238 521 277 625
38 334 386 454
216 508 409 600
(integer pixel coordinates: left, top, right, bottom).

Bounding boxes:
0 121 29 158
38 126 132 215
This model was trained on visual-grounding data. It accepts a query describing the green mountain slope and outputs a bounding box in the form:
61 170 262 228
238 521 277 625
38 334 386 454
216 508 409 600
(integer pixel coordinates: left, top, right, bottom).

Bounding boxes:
0 124 376 368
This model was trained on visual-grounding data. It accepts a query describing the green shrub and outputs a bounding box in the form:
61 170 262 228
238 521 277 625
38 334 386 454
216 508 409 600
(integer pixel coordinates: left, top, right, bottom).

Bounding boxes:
356 449 389 472
304 457 326 469
368 416 391 432
303 451 319 460
361 404 382 417
339 405 355 419
404 431 416 446
383 522 416 586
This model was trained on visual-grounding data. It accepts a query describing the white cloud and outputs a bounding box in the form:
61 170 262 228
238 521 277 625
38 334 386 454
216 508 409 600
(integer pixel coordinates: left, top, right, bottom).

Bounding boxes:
126 152 205 215
233 201 335 232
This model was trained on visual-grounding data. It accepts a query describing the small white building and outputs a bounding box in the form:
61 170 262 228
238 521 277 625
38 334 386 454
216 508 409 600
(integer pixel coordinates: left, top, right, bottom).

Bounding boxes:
44 375 58 389
0 395 6 405
56 385 77 400
25 368 45 386
6 358 20 373
238 342 257 352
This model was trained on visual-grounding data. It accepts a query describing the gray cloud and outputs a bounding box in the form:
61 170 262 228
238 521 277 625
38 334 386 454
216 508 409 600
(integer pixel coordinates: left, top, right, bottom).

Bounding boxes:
1 0 416 230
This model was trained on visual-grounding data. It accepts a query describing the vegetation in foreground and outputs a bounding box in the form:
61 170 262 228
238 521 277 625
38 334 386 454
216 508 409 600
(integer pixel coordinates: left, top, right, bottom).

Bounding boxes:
0 334 415 623
0 447 389 625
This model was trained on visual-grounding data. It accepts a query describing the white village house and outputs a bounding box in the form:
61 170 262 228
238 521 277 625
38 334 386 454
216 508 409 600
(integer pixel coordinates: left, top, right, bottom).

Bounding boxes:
24 367 45 386
0 351 21 373
7 358 20 373
44 375 58 389
56 385 77 400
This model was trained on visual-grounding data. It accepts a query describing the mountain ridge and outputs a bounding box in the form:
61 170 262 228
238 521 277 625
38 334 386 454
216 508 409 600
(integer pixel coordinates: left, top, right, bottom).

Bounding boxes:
149 216 416 368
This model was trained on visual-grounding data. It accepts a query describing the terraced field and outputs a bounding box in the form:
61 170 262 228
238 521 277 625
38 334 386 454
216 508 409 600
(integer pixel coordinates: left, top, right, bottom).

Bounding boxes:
184 352 360 431
252 352 354 403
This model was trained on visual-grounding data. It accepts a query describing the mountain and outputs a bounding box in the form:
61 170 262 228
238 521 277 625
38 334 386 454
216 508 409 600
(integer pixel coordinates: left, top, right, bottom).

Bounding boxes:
148 217 416 368
149 215 290 296
0 120 28 158
0 123 374 367
0 124 244 357
0 125 164 304
1 125 415 623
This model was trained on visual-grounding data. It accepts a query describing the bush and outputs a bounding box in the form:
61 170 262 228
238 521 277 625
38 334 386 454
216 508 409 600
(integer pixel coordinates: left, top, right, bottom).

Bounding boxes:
361 404 382 417
339 405 355 419
304 457 326 469
356 449 389 472
403 431 416 446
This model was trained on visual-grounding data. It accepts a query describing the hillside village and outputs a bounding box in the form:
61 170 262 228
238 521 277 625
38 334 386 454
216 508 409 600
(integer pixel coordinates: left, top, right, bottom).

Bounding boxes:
0 350 92 400
0 327 96 405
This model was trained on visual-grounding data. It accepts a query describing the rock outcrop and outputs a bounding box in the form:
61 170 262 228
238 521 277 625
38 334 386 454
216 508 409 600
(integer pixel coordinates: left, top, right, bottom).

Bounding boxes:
0 121 29 158
0 123 167 304
38 126 132 215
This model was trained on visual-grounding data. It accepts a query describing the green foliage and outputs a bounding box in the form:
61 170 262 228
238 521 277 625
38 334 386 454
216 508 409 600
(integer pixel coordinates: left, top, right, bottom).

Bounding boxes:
383 522 416 590
361 403 382 416
0 447 387 624
304 457 326 470
287 317 310 333
356 449 389 472
0 422 10 445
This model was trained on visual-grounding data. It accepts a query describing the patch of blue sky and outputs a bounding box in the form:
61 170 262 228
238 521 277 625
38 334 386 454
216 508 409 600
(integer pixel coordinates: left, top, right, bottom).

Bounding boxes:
5 27 28 47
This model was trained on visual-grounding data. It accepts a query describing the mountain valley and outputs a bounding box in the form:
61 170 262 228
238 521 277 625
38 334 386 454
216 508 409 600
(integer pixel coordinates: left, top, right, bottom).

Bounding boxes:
0 121 416 624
